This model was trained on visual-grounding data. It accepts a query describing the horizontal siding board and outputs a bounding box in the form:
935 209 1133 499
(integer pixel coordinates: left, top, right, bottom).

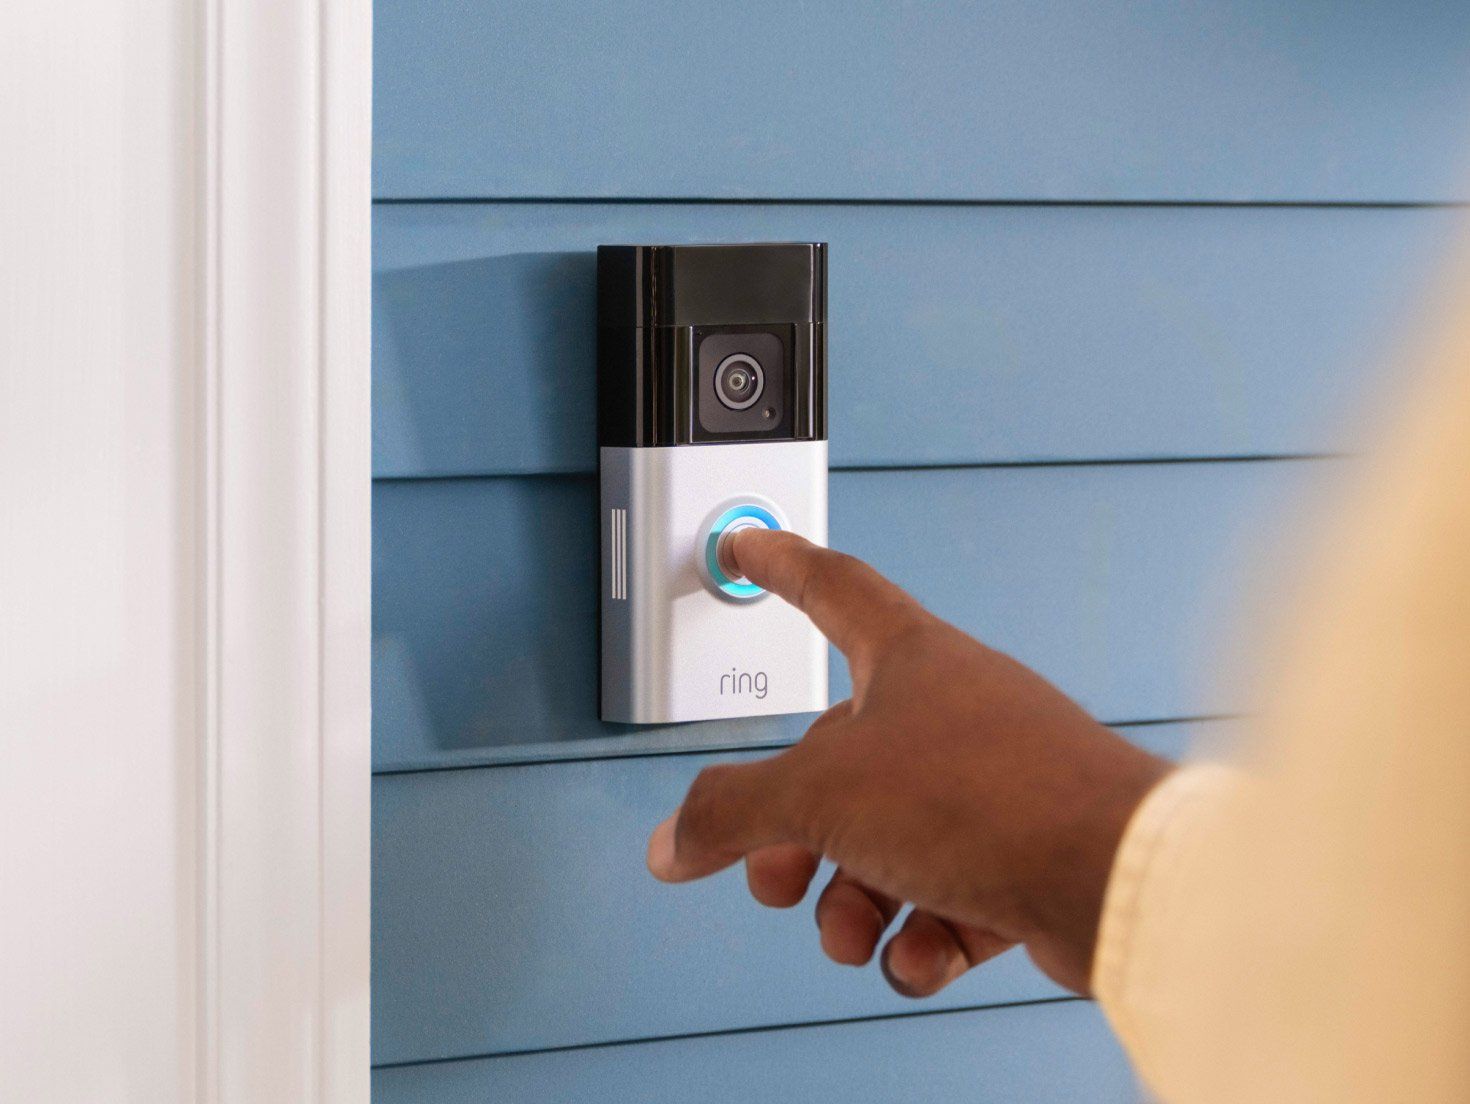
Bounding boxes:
373 203 1453 479
374 0 1470 202
372 723 1198 1064
373 460 1315 772
372 1000 1136 1101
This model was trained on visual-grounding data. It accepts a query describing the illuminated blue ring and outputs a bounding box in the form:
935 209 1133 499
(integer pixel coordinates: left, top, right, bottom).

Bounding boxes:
705 505 781 598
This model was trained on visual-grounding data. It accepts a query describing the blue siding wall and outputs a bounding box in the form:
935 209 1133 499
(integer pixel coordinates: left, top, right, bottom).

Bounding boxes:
374 204 1454 478
374 722 1196 1064
372 2 1465 1096
374 464 1314 771
372 1000 1139 1103
375 0 1470 201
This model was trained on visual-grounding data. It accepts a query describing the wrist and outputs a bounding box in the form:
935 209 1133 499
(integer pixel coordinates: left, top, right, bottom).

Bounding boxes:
1015 742 1175 993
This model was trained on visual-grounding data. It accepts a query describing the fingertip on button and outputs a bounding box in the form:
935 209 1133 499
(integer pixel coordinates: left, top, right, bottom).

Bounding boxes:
702 502 782 600
716 520 763 581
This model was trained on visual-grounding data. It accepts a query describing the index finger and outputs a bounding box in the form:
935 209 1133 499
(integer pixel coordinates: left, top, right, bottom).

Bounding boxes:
727 528 926 670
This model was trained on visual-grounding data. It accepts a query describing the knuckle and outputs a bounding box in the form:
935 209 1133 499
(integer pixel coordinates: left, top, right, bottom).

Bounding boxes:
784 753 849 850
680 762 747 839
694 761 736 788
870 608 936 657
683 764 729 819
795 546 854 606
787 549 823 609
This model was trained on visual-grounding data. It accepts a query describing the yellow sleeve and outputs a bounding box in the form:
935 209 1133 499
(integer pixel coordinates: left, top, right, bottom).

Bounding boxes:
1091 762 1243 1090
1089 331 1470 1104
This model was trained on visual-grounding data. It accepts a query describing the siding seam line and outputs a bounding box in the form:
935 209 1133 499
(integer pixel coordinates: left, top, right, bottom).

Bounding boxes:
371 995 1087 1072
371 196 1468 210
370 714 1238 778
372 453 1341 486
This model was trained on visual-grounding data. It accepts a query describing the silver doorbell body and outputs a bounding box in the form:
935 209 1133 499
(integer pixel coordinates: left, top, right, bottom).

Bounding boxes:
598 243 829 724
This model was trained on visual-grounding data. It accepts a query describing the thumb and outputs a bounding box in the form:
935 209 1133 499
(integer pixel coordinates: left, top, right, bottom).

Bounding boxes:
648 752 806 883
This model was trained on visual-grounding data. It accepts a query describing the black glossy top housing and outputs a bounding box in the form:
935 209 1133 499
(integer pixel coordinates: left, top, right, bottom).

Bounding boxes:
598 243 827 328
598 243 828 448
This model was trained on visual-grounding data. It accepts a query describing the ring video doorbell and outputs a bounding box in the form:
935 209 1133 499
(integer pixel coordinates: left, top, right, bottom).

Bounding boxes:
598 242 829 724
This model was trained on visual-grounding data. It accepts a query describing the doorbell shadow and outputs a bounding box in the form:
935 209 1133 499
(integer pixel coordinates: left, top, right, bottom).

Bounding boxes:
373 250 596 477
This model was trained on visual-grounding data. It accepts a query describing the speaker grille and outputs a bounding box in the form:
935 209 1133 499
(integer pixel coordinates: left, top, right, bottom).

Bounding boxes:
610 507 627 600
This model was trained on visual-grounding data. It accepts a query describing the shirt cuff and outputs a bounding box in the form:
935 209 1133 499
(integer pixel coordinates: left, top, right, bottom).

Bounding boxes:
1091 761 1243 1071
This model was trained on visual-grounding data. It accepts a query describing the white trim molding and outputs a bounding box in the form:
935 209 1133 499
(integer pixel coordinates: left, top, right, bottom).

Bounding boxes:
199 0 371 1099
2 0 369 1098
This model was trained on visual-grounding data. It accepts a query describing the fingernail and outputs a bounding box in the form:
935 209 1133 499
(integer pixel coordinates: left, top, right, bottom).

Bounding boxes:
647 814 678 880
882 946 917 999
728 525 775 568
726 528 751 574
880 941 926 999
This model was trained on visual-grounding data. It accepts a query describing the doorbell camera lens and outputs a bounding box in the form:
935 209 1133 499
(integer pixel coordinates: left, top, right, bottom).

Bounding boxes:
715 353 764 410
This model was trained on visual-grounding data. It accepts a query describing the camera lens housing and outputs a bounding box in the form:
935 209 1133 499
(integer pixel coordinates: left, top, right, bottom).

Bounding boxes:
714 353 764 410
597 242 826 448
694 328 790 438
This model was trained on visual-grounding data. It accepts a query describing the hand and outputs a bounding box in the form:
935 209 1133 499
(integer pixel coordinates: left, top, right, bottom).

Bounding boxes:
647 529 1172 996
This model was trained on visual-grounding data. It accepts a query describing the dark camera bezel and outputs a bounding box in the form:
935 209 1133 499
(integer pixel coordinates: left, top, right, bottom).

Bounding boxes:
596 243 826 450
692 326 793 442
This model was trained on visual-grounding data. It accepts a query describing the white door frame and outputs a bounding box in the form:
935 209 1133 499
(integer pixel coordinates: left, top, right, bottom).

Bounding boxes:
3 0 369 1096
200 0 371 1098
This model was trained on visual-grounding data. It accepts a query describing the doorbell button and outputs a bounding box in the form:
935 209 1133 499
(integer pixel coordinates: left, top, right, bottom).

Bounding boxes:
700 501 783 600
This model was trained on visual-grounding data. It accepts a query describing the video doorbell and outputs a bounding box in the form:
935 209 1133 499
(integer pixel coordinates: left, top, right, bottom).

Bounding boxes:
598 242 830 724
